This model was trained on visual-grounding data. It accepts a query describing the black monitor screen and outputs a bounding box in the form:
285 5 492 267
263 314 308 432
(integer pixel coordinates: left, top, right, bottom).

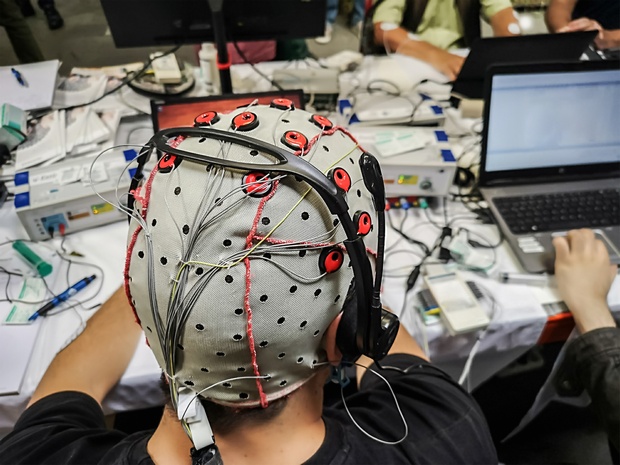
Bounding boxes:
101 0 326 47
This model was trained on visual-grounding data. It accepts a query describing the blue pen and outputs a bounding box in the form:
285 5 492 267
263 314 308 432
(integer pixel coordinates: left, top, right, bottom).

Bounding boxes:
29 275 96 321
11 67 28 87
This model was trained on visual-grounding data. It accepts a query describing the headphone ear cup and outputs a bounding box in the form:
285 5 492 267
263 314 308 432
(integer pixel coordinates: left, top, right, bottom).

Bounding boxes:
336 280 361 362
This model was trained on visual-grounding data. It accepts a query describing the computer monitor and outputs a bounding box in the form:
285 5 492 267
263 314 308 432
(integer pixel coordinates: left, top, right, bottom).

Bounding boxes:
100 0 326 48
150 90 305 131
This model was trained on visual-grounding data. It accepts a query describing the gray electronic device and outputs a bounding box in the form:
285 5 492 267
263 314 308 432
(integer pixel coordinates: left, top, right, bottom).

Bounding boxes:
13 150 137 240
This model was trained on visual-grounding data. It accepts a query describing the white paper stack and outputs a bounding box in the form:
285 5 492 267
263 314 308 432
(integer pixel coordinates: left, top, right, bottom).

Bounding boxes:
70 63 149 116
53 73 108 109
14 111 65 170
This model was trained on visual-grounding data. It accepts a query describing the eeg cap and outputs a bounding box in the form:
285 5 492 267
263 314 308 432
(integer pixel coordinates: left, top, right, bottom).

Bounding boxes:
125 104 379 408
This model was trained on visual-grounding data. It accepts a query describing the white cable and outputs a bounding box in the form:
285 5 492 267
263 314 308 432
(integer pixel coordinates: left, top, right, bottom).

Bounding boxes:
179 374 270 421
457 282 499 389
458 331 483 387
340 363 409 445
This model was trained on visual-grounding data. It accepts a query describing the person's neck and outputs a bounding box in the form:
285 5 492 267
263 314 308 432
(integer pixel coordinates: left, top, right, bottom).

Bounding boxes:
148 372 327 465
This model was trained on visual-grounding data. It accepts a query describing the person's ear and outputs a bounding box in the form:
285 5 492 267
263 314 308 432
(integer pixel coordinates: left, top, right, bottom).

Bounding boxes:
324 312 343 366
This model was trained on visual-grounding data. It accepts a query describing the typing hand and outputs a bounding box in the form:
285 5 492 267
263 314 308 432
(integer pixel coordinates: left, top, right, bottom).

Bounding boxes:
558 17 602 33
558 17 618 50
553 229 618 334
429 50 465 82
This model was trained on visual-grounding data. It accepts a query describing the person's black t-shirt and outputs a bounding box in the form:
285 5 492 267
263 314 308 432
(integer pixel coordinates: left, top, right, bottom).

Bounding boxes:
0 354 497 464
573 0 620 31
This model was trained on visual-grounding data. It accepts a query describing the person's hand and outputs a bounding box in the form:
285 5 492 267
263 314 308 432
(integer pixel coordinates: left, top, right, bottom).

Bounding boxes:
428 49 465 82
558 17 620 49
559 17 602 33
553 229 618 334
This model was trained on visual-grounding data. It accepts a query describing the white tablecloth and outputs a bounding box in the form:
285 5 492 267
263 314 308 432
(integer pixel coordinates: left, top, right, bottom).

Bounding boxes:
0 196 571 434
2 55 619 434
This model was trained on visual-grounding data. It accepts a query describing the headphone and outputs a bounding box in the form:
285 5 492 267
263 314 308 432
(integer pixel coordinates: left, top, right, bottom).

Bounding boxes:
128 123 399 362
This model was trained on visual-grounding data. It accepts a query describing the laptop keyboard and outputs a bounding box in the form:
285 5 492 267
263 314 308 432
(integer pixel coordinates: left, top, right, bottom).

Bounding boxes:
493 188 620 234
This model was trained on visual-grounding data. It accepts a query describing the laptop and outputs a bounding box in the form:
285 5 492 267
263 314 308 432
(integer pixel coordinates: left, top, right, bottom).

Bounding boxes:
150 90 305 131
451 31 597 100
479 61 620 273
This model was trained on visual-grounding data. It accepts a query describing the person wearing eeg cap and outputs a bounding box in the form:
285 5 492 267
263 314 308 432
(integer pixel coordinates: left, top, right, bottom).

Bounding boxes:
0 103 497 465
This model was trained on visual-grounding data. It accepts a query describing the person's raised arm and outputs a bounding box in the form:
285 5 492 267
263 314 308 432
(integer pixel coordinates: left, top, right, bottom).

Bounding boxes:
28 287 143 408
545 0 578 32
553 229 619 450
546 0 620 49
374 24 465 81
489 7 521 37
559 17 620 49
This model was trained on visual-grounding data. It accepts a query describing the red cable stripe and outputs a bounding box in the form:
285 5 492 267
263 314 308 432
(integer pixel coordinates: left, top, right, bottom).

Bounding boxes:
243 182 279 408
299 126 367 157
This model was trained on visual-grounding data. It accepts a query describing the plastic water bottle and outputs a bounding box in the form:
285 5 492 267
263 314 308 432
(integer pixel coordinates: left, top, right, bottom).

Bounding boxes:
199 43 220 94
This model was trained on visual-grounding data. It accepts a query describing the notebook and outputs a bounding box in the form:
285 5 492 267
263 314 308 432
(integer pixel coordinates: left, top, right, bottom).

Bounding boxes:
478 61 620 273
451 32 597 100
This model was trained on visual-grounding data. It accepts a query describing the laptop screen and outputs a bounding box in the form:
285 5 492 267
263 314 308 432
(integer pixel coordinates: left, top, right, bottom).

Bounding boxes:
483 66 620 175
151 90 305 131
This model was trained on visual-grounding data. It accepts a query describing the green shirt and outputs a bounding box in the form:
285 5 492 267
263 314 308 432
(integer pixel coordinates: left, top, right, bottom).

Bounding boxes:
373 0 512 49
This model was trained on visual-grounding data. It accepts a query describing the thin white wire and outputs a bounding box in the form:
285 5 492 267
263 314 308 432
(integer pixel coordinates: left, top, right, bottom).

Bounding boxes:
457 282 500 389
163 167 186 245
340 363 409 445
271 108 291 146
88 144 150 229
458 334 482 387
178 374 270 422
251 256 327 282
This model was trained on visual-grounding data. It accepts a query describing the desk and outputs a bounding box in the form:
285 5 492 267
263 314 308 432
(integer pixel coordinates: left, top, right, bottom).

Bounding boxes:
1 56 619 435
4 195 617 434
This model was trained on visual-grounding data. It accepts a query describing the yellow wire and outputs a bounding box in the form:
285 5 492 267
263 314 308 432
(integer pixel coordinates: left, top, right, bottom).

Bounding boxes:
170 142 360 297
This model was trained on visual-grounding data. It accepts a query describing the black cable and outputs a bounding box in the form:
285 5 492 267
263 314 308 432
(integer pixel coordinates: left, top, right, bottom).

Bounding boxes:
405 227 448 292
387 210 430 256
460 226 505 250
232 41 285 91
422 207 443 229
0 238 104 311
29 45 181 121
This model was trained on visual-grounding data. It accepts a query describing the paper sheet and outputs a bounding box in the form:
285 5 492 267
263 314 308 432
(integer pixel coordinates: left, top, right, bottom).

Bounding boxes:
0 60 59 111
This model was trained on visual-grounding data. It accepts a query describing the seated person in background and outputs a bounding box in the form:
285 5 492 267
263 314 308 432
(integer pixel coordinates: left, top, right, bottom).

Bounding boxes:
546 0 620 50
0 106 497 465
372 0 520 80
553 229 619 453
